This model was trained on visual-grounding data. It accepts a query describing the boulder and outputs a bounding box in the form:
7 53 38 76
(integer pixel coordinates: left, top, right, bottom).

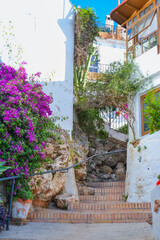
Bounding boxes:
115 168 126 180
32 171 66 207
55 193 78 209
75 168 87 181
101 165 113 174
77 183 95 195
116 162 125 169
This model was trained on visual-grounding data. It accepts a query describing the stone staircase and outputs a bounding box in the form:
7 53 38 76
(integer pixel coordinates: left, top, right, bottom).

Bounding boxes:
28 181 151 223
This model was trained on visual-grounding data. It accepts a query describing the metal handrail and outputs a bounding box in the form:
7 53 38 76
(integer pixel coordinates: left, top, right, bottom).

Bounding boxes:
0 149 126 230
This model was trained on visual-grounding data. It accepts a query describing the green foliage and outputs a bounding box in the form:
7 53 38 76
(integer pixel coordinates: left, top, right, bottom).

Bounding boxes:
158 175 160 180
74 6 99 68
137 146 142 153
118 124 128 134
75 60 145 140
13 180 34 201
73 6 99 102
123 194 128 201
0 161 11 176
74 160 81 169
76 108 107 138
143 90 160 133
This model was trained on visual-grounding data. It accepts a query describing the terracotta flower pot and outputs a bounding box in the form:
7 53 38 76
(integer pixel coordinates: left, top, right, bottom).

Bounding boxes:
11 198 32 219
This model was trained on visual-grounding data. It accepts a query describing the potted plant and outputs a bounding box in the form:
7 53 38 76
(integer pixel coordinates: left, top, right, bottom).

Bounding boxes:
12 182 34 220
0 161 11 231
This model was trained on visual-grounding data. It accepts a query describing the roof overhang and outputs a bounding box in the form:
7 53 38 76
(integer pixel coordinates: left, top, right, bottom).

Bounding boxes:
111 0 149 27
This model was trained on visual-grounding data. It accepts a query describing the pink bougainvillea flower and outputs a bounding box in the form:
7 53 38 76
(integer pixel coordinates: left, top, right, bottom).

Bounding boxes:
34 72 41 77
124 113 128 119
21 61 27 65
116 111 120 116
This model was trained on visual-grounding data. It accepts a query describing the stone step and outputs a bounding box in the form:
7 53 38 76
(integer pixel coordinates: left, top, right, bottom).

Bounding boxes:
80 194 124 202
28 210 151 223
89 181 125 188
94 187 125 195
68 202 151 212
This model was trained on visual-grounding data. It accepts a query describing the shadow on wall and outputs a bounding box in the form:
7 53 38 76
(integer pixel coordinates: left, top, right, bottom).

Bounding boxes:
58 6 74 84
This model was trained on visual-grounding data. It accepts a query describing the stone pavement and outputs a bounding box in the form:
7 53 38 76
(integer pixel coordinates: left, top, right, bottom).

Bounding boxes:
0 222 152 240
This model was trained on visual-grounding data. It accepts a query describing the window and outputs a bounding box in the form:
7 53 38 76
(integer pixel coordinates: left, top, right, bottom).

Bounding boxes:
156 0 160 5
133 16 137 23
127 8 157 58
142 37 149 52
141 87 160 136
128 10 155 40
149 3 153 10
150 33 157 47
128 19 132 27
135 43 142 57
144 7 149 14
139 11 144 18
89 52 98 73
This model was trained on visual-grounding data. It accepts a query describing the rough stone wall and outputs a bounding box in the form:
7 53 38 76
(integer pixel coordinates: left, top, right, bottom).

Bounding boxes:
86 137 127 182
32 127 89 208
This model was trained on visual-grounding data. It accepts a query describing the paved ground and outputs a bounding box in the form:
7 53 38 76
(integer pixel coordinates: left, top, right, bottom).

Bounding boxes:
0 222 152 240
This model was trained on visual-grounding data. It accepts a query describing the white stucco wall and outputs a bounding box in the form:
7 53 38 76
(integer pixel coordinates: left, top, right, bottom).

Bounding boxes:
126 46 160 202
95 38 126 66
0 0 74 134
126 131 160 202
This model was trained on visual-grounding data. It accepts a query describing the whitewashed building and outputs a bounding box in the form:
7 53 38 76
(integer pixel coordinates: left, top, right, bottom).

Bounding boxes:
111 0 160 202
0 0 74 134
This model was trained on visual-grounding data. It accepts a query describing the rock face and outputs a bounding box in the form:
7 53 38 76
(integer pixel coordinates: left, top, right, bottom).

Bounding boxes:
86 137 127 182
32 127 89 208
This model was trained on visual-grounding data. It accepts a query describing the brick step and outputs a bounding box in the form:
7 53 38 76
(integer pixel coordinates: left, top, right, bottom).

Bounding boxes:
68 202 151 211
89 181 125 188
94 188 125 195
28 210 151 223
80 194 124 202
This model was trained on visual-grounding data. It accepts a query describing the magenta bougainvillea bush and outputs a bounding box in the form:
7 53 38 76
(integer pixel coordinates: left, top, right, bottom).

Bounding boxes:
0 62 55 199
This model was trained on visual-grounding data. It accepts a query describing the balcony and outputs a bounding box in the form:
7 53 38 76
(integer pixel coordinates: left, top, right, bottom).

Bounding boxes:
98 23 125 40
88 63 109 80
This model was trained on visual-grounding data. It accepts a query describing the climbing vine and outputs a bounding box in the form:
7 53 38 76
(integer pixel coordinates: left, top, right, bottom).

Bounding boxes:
73 6 99 102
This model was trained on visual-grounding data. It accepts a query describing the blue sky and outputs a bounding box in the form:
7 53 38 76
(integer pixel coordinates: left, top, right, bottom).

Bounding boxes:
70 0 123 24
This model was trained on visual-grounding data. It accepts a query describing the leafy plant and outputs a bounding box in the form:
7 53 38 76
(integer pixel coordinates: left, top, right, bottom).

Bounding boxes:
123 194 128 202
118 124 128 134
73 7 99 102
76 108 107 138
75 60 145 140
137 146 142 153
0 162 11 176
143 90 160 133
74 160 81 169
